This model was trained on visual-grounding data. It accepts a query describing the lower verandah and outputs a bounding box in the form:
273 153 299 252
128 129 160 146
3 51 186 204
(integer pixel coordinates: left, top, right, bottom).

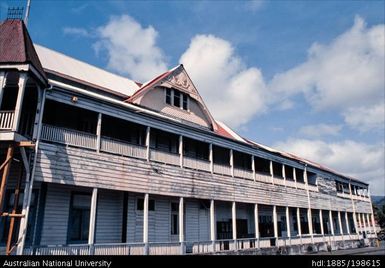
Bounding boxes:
10 183 371 255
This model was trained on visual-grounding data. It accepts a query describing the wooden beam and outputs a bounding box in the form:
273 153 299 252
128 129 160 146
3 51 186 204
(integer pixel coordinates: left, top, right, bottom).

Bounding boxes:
0 213 24 217
16 141 35 147
0 144 14 213
6 166 23 255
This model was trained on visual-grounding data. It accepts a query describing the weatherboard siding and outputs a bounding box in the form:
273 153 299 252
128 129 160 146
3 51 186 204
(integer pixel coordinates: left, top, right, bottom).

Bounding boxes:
33 142 371 213
95 189 123 243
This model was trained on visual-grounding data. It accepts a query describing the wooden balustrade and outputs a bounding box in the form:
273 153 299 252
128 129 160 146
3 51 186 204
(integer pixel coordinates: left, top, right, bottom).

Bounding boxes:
150 149 180 166
0 110 15 130
41 124 97 150
213 163 232 176
233 168 253 180
183 156 211 172
148 242 181 255
100 137 146 159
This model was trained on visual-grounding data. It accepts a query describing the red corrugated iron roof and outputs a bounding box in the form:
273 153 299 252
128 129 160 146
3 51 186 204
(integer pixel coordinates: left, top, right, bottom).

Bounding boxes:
125 68 175 102
215 122 236 140
0 19 47 82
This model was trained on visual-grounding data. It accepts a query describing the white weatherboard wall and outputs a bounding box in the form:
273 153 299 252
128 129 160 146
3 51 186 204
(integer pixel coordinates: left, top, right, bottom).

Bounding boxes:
138 87 211 128
126 194 211 243
40 184 72 245
95 190 123 243
185 200 210 242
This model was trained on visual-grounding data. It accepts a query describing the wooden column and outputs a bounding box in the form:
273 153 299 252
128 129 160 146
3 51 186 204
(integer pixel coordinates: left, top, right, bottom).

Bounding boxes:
286 206 291 238
345 212 350 235
143 193 149 255
232 201 237 250
338 211 343 237
297 207 302 237
96 113 102 152
319 210 325 236
293 168 297 188
210 200 216 250
304 167 308 185
12 72 28 132
179 197 185 254
209 144 213 174
145 127 150 161
230 149 234 177
349 183 358 234
254 204 259 240
179 136 183 168
270 160 274 184
308 208 314 242
371 213 376 235
357 213 362 234
273 205 278 239
88 188 98 255
31 86 42 140
329 211 335 236
361 213 367 234
369 187 377 234
282 164 286 185
366 213 374 233
251 155 256 182
0 71 6 105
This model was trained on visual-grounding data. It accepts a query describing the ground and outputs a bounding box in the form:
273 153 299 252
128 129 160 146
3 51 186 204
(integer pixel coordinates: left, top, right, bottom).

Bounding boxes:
311 241 385 255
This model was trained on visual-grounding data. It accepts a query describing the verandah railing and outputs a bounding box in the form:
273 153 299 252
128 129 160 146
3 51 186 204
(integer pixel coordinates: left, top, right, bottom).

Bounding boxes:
41 124 97 149
100 136 147 160
38 124 356 196
23 233 365 256
0 110 15 130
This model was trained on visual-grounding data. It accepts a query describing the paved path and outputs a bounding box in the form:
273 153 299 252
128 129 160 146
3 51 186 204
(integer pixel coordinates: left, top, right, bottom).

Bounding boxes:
312 243 385 255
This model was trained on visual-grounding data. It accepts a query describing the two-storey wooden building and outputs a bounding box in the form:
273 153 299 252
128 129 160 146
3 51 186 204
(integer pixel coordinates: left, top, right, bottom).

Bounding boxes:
0 19 378 255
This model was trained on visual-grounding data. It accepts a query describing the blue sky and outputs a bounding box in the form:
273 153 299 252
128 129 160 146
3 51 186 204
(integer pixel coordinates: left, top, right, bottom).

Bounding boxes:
1 0 384 194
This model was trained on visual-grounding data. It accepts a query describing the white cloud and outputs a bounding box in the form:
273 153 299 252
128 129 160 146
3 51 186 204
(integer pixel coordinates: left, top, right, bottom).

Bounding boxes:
299 123 342 138
63 27 92 38
274 138 385 195
270 16 385 132
180 35 267 128
343 103 385 132
94 15 168 82
245 1 264 12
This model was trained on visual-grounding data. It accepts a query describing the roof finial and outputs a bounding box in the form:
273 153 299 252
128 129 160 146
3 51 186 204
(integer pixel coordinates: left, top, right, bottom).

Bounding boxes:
24 0 31 26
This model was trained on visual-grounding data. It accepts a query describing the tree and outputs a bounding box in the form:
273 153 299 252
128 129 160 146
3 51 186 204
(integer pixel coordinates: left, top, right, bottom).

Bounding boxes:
374 203 385 229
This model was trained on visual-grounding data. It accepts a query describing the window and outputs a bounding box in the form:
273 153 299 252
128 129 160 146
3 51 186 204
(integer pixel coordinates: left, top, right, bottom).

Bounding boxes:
165 88 172 105
165 88 189 111
68 193 91 243
137 198 155 211
173 91 181 108
171 203 179 235
336 181 343 193
182 93 188 110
